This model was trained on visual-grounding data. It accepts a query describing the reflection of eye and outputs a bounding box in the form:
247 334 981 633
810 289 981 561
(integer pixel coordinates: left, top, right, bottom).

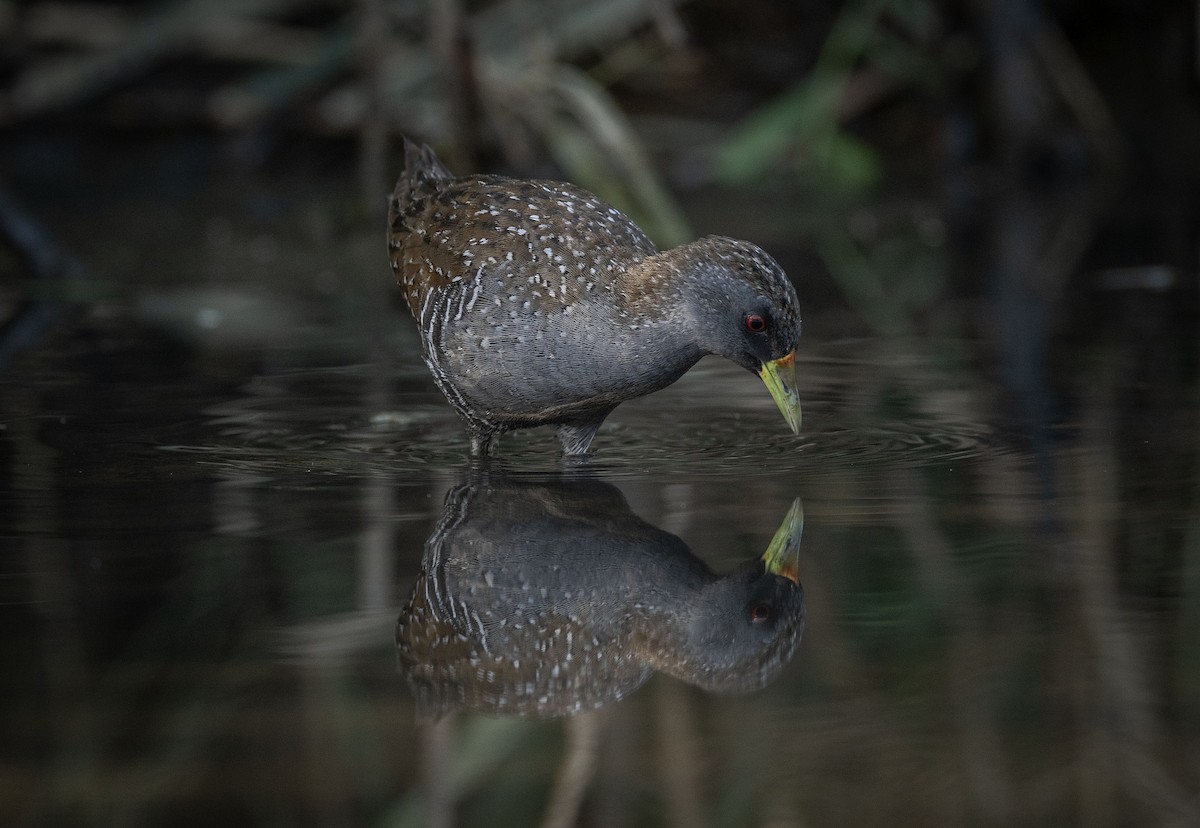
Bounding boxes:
745 314 767 333
750 602 772 624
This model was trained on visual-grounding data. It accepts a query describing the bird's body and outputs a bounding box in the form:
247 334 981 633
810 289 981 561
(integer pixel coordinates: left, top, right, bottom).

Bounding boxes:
388 140 802 456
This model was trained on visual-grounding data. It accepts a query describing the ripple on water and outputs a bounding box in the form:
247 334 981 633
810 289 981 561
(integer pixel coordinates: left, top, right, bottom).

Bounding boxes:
159 343 1007 484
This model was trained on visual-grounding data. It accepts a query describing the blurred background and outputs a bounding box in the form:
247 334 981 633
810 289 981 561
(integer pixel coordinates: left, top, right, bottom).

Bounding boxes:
2 0 1199 826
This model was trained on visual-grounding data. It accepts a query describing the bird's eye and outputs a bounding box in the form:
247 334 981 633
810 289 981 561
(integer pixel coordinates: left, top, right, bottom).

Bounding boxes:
750 602 772 624
745 314 767 333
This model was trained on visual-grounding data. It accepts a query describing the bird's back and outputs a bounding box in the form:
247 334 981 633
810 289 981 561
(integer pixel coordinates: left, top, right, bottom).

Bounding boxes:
388 141 658 319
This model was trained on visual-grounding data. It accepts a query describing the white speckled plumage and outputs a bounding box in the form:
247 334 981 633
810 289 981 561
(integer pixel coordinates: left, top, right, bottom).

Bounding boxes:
388 139 802 456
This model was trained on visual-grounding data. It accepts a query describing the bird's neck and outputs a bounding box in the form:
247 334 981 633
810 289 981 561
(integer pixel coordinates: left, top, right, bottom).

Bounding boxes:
617 238 735 324
613 247 696 319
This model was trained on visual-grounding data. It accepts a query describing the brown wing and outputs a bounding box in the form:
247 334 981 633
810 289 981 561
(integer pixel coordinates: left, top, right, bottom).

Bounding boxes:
389 171 659 319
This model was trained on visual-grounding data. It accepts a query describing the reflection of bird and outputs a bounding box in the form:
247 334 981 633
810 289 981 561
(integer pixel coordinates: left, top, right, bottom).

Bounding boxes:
387 140 802 456
395 472 805 719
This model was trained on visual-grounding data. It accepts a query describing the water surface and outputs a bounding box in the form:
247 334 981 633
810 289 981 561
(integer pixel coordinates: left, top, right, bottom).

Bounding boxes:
2 226 1197 828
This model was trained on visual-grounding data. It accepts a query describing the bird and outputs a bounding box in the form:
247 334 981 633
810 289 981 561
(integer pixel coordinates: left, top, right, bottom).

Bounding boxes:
395 470 805 718
387 139 802 456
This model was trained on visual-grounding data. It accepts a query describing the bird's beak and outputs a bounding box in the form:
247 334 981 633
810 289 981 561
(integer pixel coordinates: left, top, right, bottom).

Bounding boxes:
761 498 803 585
759 350 802 434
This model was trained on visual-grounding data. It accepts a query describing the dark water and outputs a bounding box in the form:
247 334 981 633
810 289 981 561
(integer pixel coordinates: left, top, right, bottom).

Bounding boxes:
3 215 1199 827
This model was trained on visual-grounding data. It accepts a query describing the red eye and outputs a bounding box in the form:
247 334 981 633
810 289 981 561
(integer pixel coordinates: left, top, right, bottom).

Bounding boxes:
745 314 767 333
750 603 772 624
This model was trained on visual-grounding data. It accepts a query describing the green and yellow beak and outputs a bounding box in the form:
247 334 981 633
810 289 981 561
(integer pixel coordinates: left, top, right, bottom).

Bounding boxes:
759 350 802 434
761 498 804 585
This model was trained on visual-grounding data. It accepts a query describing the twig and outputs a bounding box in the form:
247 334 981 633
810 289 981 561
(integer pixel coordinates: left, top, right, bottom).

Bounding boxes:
2 0 312 122
541 710 603 828
357 0 388 218
655 680 707 828
0 189 88 371
1030 16 1123 171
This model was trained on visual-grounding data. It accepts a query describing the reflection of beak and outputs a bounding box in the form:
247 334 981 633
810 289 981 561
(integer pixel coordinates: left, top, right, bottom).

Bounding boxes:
761 498 803 585
759 351 802 434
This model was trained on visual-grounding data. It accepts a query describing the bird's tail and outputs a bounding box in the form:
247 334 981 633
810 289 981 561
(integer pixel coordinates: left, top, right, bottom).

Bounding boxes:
390 138 452 221
387 139 453 303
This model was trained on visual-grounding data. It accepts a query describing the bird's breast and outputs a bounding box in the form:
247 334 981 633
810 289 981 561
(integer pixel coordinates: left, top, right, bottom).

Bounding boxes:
422 286 700 421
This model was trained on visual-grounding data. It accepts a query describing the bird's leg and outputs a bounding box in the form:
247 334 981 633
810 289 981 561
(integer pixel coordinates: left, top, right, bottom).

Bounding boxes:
469 429 499 457
557 420 603 457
